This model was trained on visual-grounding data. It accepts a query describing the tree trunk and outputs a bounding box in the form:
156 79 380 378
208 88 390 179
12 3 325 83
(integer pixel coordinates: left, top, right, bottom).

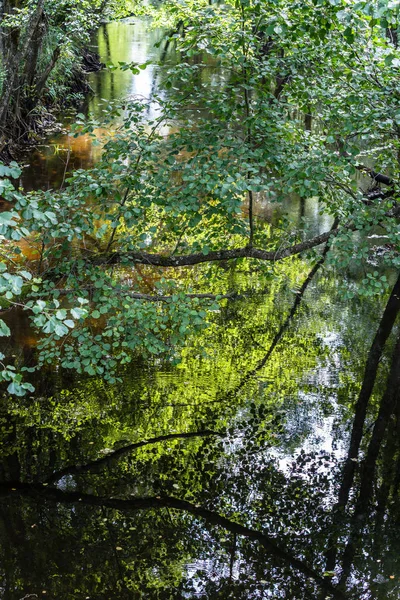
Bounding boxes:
24 13 45 89
0 0 44 130
27 45 61 113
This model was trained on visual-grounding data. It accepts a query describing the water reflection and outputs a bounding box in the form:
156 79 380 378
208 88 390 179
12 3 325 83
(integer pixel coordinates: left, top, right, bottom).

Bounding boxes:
88 19 168 119
0 253 399 598
2 15 400 600
20 132 104 191
20 18 175 192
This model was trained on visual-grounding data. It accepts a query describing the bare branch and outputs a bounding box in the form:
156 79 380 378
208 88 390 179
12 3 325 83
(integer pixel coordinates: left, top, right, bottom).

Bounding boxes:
89 201 400 270
45 430 224 484
92 228 340 268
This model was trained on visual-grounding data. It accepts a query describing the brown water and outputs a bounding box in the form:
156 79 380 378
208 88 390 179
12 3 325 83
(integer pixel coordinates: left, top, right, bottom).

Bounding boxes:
19 19 169 191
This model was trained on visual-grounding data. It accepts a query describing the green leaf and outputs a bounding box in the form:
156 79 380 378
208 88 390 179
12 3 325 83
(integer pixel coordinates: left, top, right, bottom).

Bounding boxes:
19 270 32 280
71 307 87 319
0 319 11 337
55 323 69 337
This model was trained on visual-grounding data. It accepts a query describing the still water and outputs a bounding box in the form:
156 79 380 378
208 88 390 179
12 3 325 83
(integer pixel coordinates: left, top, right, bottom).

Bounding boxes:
1 17 400 600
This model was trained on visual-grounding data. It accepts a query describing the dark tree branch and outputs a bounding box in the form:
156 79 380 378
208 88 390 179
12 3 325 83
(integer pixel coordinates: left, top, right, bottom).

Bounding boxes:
89 203 400 270
92 228 340 268
45 430 223 484
338 271 400 507
183 220 339 411
356 164 394 187
324 271 400 577
1 483 347 599
386 27 398 48
228 218 339 398
50 288 240 302
34 45 61 101
339 330 400 586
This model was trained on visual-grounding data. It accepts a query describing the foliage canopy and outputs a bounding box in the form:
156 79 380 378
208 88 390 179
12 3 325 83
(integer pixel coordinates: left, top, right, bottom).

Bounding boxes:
1 0 400 394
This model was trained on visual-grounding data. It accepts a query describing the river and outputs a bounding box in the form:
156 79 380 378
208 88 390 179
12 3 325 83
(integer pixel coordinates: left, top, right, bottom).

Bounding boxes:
0 16 399 600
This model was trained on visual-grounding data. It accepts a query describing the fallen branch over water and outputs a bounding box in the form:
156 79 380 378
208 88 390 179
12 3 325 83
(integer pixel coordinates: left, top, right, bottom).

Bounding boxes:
92 228 340 267
89 206 400 269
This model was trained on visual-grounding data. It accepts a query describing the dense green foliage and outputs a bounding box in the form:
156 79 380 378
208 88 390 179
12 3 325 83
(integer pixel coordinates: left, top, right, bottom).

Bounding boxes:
1 0 400 394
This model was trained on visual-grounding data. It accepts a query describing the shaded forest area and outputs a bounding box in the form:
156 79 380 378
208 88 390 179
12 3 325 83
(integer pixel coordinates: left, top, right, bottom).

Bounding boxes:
0 0 134 158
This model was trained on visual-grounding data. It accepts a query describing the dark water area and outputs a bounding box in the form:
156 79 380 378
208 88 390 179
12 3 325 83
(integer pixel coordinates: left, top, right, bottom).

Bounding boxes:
1 17 400 600
2 269 400 599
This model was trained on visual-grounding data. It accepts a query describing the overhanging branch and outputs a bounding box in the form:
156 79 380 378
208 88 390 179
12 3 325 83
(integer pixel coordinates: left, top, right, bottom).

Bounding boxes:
90 202 400 269
92 228 340 268
356 164 394 187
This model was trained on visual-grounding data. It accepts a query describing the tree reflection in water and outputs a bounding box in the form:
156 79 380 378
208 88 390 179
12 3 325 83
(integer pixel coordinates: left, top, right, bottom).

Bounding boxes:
0 254 399 600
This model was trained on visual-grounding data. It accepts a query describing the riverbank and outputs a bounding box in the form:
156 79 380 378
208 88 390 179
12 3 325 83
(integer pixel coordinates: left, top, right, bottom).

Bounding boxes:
0 48 104 166
0 0 119 162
